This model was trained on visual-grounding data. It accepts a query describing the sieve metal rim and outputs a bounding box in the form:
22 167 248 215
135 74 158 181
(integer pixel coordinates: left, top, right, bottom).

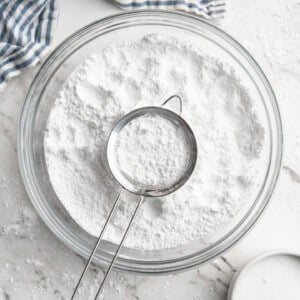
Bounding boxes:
106 106 198 197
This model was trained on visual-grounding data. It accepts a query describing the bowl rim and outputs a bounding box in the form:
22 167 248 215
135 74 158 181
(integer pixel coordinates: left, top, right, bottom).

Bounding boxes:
18 10 283 275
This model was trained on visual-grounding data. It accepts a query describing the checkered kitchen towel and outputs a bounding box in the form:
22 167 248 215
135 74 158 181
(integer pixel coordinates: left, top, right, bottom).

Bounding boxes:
0 0 57 90
116 0 226 18
0 0 225 89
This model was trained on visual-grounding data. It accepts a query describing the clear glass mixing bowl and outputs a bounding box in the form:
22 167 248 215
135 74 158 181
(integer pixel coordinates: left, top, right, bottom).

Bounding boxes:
18 11 283 275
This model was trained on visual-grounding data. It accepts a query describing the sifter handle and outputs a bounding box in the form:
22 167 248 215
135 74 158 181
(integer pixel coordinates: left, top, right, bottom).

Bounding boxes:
71 188 143 299
94 195 144 299
71 188 124 299
161 95 183 115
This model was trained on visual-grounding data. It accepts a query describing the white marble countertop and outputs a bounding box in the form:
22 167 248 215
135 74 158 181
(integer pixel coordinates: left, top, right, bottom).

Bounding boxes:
1 0 300 299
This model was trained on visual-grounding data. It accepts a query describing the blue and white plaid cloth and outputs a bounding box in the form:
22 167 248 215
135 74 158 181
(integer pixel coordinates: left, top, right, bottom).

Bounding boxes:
0 0 57 89
0 0 225 89
116 0 226 18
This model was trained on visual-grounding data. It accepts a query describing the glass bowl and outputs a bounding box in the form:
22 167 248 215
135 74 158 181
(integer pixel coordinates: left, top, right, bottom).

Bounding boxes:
18 10 283 275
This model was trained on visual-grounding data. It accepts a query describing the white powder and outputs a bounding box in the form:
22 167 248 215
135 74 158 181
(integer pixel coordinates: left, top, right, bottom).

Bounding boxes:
115 113 190 190
231 254 300 300
44 34 266 250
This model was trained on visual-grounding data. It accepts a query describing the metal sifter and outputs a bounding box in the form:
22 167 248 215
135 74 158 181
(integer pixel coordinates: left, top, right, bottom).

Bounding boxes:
71 95 197 299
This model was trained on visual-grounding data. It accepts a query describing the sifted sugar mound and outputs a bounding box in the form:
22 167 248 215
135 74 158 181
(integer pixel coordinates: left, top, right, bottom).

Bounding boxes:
44 34 266 250
115 113 191 190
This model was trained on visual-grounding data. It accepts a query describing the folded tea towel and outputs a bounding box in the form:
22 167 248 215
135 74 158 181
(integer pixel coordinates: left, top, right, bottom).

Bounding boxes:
0 0 225 89
116 0 226 18
0 0 57 90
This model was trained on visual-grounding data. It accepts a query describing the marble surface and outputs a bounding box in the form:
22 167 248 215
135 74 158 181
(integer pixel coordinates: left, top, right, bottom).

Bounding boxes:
1 0 300 299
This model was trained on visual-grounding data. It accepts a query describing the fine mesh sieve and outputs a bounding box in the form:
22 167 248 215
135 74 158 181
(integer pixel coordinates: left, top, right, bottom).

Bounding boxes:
72 95 197 299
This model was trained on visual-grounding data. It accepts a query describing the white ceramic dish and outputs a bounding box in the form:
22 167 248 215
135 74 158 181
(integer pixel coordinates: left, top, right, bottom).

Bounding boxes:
228 250 300 300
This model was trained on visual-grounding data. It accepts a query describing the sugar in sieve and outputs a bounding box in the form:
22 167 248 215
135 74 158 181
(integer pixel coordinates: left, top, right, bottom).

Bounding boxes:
71 95 197 299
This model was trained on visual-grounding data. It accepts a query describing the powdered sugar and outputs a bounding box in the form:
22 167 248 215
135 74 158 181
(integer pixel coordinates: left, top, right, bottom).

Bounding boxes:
44 34 266 250
114 113 191 190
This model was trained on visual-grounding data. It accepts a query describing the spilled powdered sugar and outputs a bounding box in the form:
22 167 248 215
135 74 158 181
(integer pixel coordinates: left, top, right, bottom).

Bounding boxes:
44 34 266 250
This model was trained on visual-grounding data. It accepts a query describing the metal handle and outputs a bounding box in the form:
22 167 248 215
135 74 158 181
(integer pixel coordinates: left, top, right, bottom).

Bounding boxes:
72 94 183 299
161 95 183 115
71 189 143 299
94 196 144 299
